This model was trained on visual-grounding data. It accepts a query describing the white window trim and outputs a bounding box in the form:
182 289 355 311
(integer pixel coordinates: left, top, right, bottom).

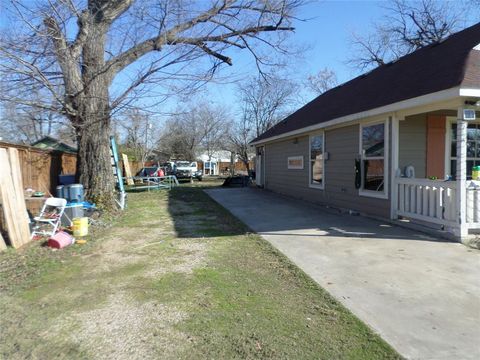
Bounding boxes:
359 119 389 199
309 131 325 190
445 116 480 177
287 156 304 170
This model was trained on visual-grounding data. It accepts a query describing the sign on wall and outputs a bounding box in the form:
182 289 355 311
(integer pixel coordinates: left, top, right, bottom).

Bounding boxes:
287 156 304 169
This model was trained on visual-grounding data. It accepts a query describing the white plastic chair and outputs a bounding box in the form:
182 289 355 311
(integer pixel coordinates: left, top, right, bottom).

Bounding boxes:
31 197 67 238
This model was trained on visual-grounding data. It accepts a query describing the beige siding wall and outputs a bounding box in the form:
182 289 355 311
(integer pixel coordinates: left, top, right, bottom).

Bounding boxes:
264 123 390 218
399 114 427 178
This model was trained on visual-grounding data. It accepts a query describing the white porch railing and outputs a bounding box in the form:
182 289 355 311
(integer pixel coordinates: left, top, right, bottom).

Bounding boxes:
394 178 480 232
466 184 480 229
395 178 457 227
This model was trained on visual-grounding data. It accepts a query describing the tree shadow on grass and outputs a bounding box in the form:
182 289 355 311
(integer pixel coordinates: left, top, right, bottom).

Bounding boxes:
167 185 248 239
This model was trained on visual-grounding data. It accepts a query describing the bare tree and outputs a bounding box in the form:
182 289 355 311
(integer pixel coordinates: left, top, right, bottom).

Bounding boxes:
0 89 67 143
306 67 338 95
0 0 303 206
226 75 296 172
0 98 66 143
158 101 228 161
117 108 159 166
349 0 464 70
227 113 254 173
239 75 297 138
197 105 229 161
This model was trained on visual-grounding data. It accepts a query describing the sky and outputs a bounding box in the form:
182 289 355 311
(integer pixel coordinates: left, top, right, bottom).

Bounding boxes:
0 0 478 125
202 1 389 109
202 0 479 117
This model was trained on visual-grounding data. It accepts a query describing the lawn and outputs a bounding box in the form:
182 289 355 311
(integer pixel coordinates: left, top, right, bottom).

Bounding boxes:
0 179 402 359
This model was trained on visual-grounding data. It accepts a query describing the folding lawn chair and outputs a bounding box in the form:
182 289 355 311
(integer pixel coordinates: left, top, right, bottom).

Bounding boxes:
31 197 67 239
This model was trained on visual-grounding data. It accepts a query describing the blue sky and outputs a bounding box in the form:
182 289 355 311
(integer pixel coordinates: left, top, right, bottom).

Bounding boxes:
204 0 478 114
190 1 390 113
0 1 389 105
1 1 478 121
282 0 386 82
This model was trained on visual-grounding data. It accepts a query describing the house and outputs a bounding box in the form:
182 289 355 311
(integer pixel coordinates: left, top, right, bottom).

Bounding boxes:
198 151 232 175
198 151 254 175
31 136 77 153
251 23 480 242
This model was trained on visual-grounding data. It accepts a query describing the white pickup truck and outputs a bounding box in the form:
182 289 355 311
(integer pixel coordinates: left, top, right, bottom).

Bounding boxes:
174 161 202 181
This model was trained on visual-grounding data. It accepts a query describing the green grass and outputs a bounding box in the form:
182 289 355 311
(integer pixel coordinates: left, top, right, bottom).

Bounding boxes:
0 180 402 359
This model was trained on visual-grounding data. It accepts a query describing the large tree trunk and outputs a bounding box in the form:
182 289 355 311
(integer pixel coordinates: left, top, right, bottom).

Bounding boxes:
75 24 116 209
76 114 114 208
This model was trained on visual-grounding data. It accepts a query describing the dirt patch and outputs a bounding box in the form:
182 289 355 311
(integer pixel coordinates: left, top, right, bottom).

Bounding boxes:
52 292 189 360
146 241 208 278
86 226 174 274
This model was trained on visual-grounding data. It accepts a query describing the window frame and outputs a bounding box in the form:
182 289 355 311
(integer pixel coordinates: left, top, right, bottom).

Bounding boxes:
287 156 304 170
308 131 325 190
445 116 480 179
359 119 389 199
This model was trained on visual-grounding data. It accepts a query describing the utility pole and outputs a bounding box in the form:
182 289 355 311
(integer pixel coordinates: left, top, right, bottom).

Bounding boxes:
143 116 152 167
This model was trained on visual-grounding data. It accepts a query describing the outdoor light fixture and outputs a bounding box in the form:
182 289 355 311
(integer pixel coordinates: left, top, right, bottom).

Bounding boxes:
463 101 478 121
463 108 476 121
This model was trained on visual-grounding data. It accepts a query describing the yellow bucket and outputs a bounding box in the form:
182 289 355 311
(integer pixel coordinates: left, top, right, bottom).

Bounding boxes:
72 217 88 237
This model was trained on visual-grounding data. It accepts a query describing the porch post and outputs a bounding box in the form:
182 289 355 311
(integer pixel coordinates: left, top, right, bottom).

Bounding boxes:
390 115 400 219
455 107 468 239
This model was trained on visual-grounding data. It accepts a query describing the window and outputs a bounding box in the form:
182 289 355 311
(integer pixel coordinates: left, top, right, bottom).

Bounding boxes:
360 121 388 198
309 133 324 188
288 156 304 169
450 123 480 179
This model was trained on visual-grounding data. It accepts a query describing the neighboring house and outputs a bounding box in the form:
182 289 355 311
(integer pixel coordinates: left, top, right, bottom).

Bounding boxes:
31 136 77 153
198 151 255 175
251 23 480 242
198 151 232 175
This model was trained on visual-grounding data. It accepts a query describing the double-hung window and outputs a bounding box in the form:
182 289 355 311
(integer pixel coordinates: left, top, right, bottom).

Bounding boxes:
450 122 480 179
309 133 324 188
360 121 388 198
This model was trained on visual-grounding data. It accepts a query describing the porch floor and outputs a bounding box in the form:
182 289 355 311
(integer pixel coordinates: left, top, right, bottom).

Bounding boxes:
206 187 480 360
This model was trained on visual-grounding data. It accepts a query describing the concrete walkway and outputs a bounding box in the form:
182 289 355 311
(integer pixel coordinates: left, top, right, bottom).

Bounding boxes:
205 188 480 360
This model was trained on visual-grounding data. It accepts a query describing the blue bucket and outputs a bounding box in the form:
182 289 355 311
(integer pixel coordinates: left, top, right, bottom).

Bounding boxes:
65 184 84 203
56 185 65 199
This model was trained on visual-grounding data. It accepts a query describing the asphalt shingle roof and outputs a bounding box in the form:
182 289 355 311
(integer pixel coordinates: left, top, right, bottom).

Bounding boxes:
252 22 480 144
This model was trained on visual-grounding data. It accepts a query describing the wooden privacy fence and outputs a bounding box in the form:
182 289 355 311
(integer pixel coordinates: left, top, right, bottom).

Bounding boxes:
0 142 77 230
0 148 32 250
0 142 77 194
0 142 154 194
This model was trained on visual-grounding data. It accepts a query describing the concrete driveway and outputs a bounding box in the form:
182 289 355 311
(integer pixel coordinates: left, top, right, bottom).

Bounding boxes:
205 188 480 360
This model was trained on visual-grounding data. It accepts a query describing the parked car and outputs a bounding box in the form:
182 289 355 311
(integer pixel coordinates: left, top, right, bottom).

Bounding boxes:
159 162 176 176
174 161 202 181
135 167 165 183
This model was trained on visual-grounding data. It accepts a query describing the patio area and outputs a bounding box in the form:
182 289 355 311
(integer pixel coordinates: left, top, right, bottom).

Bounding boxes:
391 107 480 240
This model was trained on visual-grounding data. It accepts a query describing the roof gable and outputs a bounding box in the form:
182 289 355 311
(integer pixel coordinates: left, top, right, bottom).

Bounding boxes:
31 136 77 153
